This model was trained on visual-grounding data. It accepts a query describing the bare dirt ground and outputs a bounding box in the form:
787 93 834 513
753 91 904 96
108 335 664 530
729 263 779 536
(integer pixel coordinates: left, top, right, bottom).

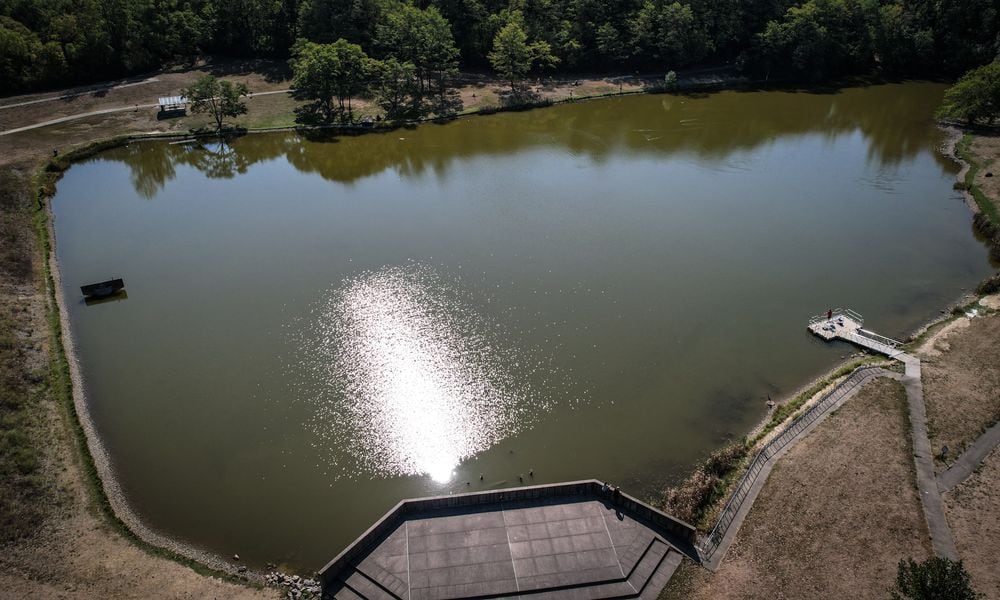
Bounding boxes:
943 447 1000 600
920 311 1000 466
660 378 930 600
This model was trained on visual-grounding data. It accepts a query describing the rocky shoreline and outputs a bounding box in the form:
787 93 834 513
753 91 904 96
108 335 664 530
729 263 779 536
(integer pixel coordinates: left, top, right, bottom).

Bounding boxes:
265 571 322 599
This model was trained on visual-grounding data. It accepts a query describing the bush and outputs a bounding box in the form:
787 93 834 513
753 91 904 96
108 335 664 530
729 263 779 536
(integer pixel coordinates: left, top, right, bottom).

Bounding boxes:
662 469 719 524
704 442 748 477
977 273 1000 295
662 441 748 526
890 557 980 600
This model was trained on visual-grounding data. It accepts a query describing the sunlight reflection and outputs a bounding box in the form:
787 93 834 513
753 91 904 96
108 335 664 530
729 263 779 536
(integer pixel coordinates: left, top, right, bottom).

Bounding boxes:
308 264 541 481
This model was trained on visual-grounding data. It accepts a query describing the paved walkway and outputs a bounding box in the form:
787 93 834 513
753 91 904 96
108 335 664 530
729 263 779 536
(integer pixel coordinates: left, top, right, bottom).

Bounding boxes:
937 421 1000 493
890 355 959 560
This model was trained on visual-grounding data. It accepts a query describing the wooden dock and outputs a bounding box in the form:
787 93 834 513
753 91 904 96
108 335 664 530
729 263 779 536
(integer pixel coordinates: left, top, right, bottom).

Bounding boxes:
807 308 905 358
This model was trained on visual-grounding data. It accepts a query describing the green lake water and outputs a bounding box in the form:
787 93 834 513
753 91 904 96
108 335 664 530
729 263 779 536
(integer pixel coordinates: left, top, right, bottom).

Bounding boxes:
51 82 992 571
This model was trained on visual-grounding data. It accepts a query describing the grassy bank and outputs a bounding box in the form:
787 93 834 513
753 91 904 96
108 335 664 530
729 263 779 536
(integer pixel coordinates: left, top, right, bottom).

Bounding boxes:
0 165 52 545
956 133 999 225
955 133 1000 280
659 357 885 531
24 152 268 586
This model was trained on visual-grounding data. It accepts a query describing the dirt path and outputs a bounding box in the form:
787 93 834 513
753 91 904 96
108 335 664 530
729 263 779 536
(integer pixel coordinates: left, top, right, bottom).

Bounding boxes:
0 89 294 136
0 77 161 110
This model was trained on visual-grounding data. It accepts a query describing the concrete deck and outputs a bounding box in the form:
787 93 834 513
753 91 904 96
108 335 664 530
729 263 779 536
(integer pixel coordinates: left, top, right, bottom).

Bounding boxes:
319 481 697 599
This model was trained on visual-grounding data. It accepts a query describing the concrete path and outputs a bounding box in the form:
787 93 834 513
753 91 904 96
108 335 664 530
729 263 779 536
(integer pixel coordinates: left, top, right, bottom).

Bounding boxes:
891 355 959 560
0 89 293 136
937 421 1000 493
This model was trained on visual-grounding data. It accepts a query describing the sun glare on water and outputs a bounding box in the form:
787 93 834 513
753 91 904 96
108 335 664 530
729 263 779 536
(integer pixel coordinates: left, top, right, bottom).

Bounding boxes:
305 264 547 482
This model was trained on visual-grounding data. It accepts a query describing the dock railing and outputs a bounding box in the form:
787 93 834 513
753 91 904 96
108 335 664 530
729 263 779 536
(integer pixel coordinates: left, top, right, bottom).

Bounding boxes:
808 308 864 327
856 328 902 349
698 365 883 562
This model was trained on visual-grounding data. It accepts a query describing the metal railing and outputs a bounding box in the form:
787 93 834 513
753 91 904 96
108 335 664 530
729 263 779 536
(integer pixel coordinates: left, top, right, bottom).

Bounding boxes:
698 365 883 561
856 328 902 349
808 308 864 327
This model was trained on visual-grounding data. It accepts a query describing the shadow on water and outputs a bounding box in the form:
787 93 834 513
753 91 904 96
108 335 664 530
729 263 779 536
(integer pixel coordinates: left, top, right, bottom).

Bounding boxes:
83 290 128 307
89 82 954 198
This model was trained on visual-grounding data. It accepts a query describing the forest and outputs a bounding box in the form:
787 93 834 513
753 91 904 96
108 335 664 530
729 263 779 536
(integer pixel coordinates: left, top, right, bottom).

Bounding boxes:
1 0 998 93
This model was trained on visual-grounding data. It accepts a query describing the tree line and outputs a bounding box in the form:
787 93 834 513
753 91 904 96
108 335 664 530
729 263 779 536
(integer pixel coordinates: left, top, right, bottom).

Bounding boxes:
2 0 997 93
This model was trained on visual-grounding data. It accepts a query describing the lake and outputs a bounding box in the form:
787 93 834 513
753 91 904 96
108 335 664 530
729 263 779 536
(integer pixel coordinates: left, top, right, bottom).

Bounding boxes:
51 82 991 571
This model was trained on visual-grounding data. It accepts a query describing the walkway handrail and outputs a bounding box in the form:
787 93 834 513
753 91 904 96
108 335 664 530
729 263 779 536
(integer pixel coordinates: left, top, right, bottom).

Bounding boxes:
856 328 902 349
698 365 883 561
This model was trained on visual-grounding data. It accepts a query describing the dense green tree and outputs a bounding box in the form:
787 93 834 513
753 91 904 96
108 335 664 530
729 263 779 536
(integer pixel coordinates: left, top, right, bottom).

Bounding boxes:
184 74 250 132
290 39 371 120
872 3 933 74
488 11 558 93
595 22 627 64
376 3 459 103
2 0 1000 94
890 557 980 600
297 0 385 47
0 17 43 91
752 0 877 80
937 60 1000 125
126 0 209 68
371 56 418 118
630 1 710 67
427 0 497 66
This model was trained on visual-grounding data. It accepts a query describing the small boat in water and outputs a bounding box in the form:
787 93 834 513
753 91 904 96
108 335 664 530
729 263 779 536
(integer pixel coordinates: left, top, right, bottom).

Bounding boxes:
81 278 125 298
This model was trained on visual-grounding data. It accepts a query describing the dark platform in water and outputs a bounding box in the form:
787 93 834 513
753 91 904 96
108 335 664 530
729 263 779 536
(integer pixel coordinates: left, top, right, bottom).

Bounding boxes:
81 278 125 298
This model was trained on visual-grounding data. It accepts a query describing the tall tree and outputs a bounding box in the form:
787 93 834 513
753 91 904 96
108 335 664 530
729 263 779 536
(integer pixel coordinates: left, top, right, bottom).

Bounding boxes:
290 39 371 120
488 11 558 93
937 60 1000 125
375 4 459 102
184 74 250 132
630 1 710 68
297 0 384 47
372 57 418 119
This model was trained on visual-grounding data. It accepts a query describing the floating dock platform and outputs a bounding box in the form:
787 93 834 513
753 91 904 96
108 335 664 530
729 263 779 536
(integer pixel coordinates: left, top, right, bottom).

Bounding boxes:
807 308 905 358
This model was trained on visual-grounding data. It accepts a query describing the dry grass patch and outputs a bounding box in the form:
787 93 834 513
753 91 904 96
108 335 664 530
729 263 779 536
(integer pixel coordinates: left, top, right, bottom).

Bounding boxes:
943 447 1000 599
921 313 1000 467
661 378 930 600
968 132 1000 219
